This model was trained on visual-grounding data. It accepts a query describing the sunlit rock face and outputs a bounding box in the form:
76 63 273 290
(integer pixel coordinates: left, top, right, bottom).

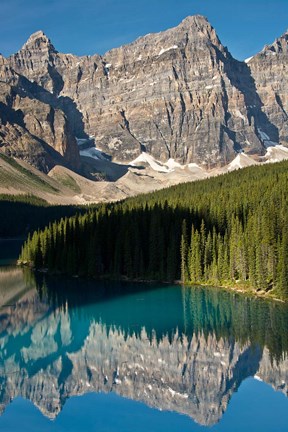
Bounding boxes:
0 275 287 427
248 32 288 147
9 31 63 95
7 16 287 167
0 53 80 172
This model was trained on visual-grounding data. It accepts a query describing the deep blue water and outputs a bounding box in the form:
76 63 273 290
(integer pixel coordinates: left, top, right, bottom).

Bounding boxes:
0 260 287 431
1 380 288 432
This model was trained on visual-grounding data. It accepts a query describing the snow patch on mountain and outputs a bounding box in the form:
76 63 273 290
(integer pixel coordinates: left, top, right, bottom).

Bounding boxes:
265 145 288 163
130 153 169 172
165 158 183 170
228 154 257 171
158 45 178 56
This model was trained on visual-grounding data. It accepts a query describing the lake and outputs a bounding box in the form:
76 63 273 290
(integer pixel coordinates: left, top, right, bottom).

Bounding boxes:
0 260 287 431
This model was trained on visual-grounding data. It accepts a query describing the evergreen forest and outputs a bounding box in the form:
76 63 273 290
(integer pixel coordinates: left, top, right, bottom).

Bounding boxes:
0 194 86 237
19 161 288 300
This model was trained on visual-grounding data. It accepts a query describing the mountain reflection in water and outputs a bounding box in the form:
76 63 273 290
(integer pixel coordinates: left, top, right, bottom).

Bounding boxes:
0 267 287 426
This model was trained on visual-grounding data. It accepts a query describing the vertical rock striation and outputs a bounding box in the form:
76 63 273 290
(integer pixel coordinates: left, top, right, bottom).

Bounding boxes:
248 31 288 147
0 53 80 172
1 15 287 170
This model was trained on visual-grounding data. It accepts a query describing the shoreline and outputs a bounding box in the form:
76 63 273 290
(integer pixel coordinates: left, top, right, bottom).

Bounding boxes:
182 280 286 303
17 261 287 303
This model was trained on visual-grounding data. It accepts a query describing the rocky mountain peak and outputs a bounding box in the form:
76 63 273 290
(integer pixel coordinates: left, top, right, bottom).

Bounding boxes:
9 30 62 94
271 31 287 53
247 29 287 147
259 31 288 56
179 14 212 33
181 14 209 24
0 16 287 174
179 15 222 47
22 30 57 53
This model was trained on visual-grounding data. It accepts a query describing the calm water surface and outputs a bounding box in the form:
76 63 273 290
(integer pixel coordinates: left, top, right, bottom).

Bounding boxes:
0 255 287 431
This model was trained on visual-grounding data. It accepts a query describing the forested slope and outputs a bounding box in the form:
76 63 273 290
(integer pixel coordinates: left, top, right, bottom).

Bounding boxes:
20 161 288 300
0 194 85 237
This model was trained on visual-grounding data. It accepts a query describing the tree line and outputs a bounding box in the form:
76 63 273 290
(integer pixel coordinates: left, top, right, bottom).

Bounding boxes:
0 194 88 237
19 161 288 300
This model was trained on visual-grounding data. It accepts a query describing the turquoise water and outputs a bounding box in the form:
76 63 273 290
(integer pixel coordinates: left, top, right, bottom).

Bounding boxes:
0 264 287 431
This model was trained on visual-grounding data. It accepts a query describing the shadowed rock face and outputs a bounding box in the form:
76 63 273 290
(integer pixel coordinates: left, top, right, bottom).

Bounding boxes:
0 54 80 172
0 271 287 426
6 15 287 168
9 31 63 95
248 32 288 146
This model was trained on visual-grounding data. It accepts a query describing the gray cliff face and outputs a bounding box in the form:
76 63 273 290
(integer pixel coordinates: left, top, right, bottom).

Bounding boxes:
8 31 62 94
7 16 287 168
97 15 264 164
248 32 288 147
0 54 80 172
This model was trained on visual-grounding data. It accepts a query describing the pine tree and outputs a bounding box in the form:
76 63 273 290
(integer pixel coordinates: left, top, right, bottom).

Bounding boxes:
180 219 188 283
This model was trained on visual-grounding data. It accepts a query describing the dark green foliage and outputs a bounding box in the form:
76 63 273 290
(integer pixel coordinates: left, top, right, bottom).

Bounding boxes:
20 161 288 300
182 286 288 361
0 194 48 206
0 194 88 237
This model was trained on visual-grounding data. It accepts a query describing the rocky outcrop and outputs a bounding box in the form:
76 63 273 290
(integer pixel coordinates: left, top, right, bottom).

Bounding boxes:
8 32 95 138
7 15 287 168
248 31 288 147
0 54 80 172
9 31 63 95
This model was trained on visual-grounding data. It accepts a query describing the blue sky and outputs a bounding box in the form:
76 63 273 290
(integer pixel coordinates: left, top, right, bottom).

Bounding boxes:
1 0 287 60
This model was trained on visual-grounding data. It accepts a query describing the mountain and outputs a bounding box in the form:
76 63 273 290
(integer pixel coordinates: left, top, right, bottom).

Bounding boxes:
247 31 288 146
0 16 287 201
0 53 80 172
